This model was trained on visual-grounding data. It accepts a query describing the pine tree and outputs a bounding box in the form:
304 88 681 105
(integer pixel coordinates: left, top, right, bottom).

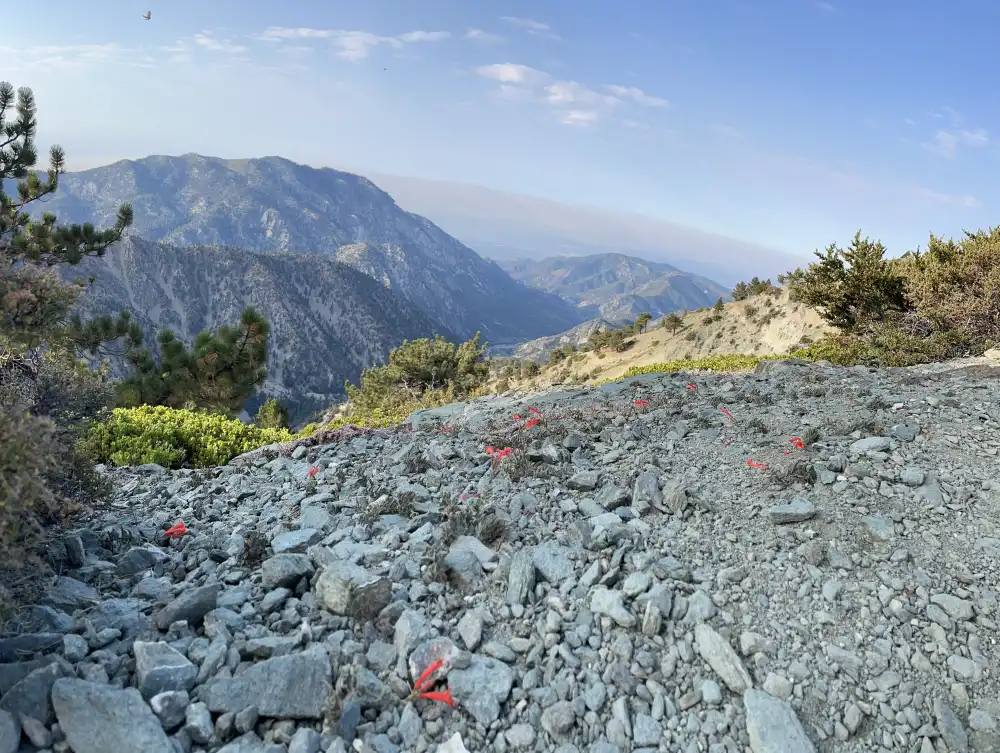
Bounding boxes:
118 307 270 414
662 312 683 334
634 312 652 333
1 82 134 351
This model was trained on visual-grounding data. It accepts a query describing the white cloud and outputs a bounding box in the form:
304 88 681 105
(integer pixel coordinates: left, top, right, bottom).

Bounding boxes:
500 16 561 40
545 81 618 109
477 63 670 127
396 30 451 43
193 32 248 56
476 63 548 85
465 29 504 43
0 42 125 72
560 110 600 126
254 26 450 61
604 85 668 107
922 128 989 158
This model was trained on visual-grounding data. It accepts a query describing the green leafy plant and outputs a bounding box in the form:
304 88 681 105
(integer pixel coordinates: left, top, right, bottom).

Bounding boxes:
81 405 293 469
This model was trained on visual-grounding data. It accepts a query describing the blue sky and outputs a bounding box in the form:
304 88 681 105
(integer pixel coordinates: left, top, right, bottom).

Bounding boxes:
4 0 997 263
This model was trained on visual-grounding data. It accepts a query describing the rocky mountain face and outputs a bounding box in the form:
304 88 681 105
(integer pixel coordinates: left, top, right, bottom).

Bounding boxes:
68 237 447 424
4 355 1000 751
498 254 730 325
43 154 586 347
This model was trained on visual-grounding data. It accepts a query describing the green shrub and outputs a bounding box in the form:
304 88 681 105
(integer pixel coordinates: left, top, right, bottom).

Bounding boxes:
256 397 289 430
82 405 293 469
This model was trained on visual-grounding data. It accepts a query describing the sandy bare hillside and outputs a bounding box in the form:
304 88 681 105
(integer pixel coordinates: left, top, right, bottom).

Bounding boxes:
503 287 835 389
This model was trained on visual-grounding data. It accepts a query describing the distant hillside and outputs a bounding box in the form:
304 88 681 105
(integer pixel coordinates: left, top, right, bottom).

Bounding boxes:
498 287 834 389
497 253 730 325
39 153 588 346
68 237 447 425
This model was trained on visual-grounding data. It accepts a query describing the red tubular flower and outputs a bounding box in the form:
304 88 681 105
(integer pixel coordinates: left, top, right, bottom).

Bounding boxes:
164 521 188 539
789 437 805 450
307 466 319 479
419 688 455 706
747 459 768 470
528 406 542 416
414 658 443 692
525 418 539 429
720 406 736 423
513 414 522 421
685 383 697 393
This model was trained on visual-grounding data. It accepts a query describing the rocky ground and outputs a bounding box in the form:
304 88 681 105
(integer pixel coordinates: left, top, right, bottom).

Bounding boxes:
2 356 1000 753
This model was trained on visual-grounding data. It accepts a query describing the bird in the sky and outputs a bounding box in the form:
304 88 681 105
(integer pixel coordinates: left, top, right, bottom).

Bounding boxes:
142 11 151 20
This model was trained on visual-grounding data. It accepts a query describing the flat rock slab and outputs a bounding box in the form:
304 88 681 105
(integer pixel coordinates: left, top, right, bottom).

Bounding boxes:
154 583 221 630
134 640 198 699
744 689 816 753
203 648 331 719
695 623 752 693
51 678 173 753
767 498 816 524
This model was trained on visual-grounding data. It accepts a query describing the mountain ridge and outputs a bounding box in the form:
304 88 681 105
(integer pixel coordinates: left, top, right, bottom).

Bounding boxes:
39 153 588 346
497 253 730 325
67 236 449 424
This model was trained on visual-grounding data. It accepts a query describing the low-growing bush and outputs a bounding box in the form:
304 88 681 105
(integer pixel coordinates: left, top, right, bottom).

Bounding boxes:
82 405 294 469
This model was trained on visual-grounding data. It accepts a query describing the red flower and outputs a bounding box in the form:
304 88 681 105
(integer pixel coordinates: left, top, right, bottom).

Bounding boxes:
164 521 188 539
513 414 522 421
747 459 768 470
789 437 805 450
685 383 697 393
413 659 454 706
525 417 539 429
634 399 649 408
419 688 454 706
528 406 542 416
306 466 319 479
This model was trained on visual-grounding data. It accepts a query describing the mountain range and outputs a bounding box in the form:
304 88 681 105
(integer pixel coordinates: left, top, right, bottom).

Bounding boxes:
32 153 731 422
497 254 730 325
40 154 585 347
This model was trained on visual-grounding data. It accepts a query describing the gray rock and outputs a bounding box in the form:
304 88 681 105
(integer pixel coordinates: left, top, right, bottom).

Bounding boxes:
533 543 575 583
591 587 635 627
694 623 752 693
134 641 198 699
203 648 332 719
541 701 576 738
150 690 189 730
633 713 663 746
850 436 891 453
0 659 72 725
933 697 969 753
0 710 19 753
117 545 169 576
766 498 816 524
744 689 816 753
631 471 662 515
154 583 221 629
288 726 322 753
449 655 514 726
315 562 391 619
51 678 174 753
260 554 314 590
271 528 322 554
506 548 536 606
